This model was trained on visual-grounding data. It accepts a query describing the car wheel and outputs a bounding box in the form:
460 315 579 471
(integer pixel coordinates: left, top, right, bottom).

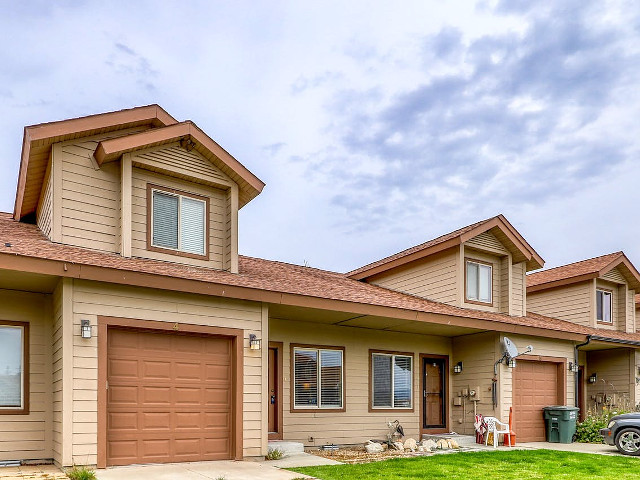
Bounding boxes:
615 428 640 455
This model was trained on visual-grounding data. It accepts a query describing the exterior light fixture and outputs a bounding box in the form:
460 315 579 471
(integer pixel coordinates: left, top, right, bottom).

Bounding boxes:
454 361 463 374
249 334 261 350
588 373 597 384
507 358 516 368
81 319 92 339
568 362 579 373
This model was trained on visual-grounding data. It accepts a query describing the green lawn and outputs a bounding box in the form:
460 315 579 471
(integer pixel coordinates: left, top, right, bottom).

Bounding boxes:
289 450 640 479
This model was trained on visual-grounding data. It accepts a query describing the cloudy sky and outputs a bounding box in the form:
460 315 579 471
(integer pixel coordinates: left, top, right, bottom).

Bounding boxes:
1 0 639 273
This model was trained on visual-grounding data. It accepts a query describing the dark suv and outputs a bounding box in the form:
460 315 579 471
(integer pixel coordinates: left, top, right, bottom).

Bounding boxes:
600 413 640 455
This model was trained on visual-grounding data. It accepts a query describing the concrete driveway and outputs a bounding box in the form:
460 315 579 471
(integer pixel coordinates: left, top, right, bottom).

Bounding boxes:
96 460 312 480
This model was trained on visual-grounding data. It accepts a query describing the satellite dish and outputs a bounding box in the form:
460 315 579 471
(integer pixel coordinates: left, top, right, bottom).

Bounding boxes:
502 337 519 360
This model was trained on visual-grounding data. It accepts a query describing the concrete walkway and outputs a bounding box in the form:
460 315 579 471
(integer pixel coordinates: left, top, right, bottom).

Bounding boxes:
517 441 625 456
95 459 315 480
0 464 66 479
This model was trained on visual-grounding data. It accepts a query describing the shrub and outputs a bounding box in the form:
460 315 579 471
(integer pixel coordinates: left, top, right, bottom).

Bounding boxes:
66 465 97 480
574 409 631 443
265 448 284 460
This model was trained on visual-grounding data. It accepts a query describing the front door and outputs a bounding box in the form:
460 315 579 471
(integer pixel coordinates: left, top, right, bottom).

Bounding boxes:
422 356 447 431
268 344 281 439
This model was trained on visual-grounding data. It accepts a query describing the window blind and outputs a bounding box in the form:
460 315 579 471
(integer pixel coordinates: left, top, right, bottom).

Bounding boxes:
180 196 206 255
320 350 343 408
372 354 392 408
0 326 23 408
393 356 412 408
294 349 318 407
152 191 179 250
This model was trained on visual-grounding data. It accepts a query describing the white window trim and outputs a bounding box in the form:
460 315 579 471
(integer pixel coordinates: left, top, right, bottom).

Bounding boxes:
293 347 344 410
0 323 26 411
371 353 413 410
150 188 207 256
465 259 493 304
596 289 613 323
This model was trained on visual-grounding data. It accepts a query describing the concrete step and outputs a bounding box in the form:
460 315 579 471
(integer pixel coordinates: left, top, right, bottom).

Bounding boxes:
421 433 477 447
268 440 305 456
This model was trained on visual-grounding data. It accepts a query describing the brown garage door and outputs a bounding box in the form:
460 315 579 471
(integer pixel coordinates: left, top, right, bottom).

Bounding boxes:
513 361 560 442
106 327 232 466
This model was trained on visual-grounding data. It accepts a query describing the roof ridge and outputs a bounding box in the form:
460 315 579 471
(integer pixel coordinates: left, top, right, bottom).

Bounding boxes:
528 251 623 277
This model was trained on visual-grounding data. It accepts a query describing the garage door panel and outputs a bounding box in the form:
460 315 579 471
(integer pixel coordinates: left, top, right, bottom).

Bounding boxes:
513 361 559 442
106 327 233 466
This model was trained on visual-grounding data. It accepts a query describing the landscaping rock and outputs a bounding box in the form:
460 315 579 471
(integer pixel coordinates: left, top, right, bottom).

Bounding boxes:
421 439 437 451
417 445 425 452
449 439 460 449
437 439 449 449
403 438 418 451
365 441 384 454
391 441 405 451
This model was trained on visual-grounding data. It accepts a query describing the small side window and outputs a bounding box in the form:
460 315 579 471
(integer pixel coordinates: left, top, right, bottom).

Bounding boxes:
0 321 29 415
466 260 492 304
596 289 612 323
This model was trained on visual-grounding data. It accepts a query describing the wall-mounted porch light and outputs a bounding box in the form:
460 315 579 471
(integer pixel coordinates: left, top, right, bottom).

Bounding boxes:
507 358 516 368
568 362 579 373
588 373 597 384
81 319 92 339
249 334 261 350
453 361 463 374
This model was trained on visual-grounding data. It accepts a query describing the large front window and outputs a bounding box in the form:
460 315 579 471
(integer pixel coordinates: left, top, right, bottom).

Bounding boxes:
151 186 207 256
293 346 344 410
0 322 28 414
596 289 612 323
371 352 413 409
466 260 492 304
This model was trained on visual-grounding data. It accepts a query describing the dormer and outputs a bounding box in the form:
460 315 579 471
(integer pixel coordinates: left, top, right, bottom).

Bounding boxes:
527 252 640 333
14 105 264 273
347 215 544 316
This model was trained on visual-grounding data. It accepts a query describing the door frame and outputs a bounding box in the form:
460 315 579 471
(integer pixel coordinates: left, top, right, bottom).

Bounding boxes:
420 354 449 434
96 315 244 468
578 365 585 422
268 341 283 440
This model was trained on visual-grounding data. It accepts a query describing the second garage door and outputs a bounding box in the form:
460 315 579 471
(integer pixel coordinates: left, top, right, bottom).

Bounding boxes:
106 327 233 466
513 360 560 442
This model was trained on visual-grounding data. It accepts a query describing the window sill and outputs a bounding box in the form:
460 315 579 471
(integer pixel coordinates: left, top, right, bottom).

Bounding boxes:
368 407 415 413
148 244 209 261
0 407 29 415
291 407 346 413
596 321 613 325
465 299 493 307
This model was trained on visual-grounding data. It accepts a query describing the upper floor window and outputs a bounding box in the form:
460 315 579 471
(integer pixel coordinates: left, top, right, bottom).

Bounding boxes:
292 346 344 411
149 185 208 258
466 259 492 304
0 321 29 415
596 289 612 323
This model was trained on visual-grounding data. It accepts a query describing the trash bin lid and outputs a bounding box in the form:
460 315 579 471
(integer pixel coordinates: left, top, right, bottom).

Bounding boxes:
542 405 579 411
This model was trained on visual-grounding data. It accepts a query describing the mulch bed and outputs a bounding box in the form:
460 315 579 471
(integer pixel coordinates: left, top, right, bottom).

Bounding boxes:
309 446 433 464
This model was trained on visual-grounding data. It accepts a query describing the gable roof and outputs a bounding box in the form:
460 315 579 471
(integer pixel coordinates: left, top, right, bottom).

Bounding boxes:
527 252 640 292
94 121 264 208
1 212 639 345
348 214 544 280
14 105 178 221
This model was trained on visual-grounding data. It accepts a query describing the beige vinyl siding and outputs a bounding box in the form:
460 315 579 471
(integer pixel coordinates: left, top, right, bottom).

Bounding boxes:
67 279 264 464
627 289 636 333
131 167 227 269
527 281 592 326
56 127 149 253
36 157 53 240
499 256 510 314
511 262 526 316
462 248 502 313
451 332 498 435
132 143 232 188
586 349 634 411
369 248 458 305
499 335 575 422
603 267 627 284
465 231 509 255
270 318 452 446
51 282 63 464
0 290 53 462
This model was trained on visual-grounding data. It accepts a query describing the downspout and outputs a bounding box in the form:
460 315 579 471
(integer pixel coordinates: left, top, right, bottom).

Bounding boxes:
574 335 592 408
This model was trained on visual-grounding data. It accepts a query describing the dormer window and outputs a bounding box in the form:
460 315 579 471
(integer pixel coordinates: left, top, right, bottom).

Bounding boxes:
596 289 612 323
466 259 492 304
149 185 208 258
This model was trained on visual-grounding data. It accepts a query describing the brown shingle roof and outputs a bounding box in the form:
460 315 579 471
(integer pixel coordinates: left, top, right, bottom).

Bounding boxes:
1 213 639 344
527 252 629 290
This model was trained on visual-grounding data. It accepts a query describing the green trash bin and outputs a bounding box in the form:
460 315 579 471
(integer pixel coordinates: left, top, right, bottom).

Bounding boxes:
542 406 579 443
